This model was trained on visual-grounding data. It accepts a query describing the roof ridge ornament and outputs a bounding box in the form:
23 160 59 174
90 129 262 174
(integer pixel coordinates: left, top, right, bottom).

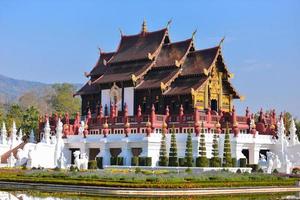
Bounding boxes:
219 36 225 47
141 19 147 33
192 29 197 41
119 28 123 36
166 19 172 29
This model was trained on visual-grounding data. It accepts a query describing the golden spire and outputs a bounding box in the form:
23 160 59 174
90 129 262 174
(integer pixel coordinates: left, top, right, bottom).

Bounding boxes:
141 19 147 33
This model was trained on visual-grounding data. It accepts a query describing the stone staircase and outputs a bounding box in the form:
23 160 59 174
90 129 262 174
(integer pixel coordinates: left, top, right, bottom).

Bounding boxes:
0 142 26 164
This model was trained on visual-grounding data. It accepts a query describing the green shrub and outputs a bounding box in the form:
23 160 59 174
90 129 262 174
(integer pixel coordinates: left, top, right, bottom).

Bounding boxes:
69 165 79 172
146 157 152 166
138 157 151 166
88 160 97 169
185 168 192 174
272 169 279 174
96 157 103 169
232 158 237 167
239 158 247 167
110 157 124 165
178 158 185 167
236 169 242 174
257 168 264 173
210 157 221 167
135 167 142 174
168 128 178 167
292 168 300 174
131 156 139 166
196 157 209 167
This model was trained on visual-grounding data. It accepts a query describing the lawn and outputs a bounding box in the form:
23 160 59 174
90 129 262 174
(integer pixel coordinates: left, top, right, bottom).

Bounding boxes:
0 168 298 189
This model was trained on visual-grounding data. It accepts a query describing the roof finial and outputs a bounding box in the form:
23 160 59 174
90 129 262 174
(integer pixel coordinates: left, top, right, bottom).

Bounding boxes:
97 46 102 54
118 28 123 36
192 29 197 40
219 36 225 46
141 19 147 33
166 19 172 29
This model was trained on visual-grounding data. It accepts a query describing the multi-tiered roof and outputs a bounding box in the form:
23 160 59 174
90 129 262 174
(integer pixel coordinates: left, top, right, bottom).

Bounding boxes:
76 21 240 100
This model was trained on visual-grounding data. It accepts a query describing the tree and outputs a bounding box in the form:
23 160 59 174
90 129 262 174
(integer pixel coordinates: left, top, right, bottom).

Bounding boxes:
295 119 300 141
283 112 292 134
21 106 39 137
159 127 168 166
222 123 233 167
210 133 221 167
0 104 4 124
168 126 178 166
184 129 193 167
197 123 208 167
50 83 81 115
5 104 24 131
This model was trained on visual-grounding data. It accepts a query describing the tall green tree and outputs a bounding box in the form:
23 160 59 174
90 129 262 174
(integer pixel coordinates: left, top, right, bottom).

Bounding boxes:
168 126 178 166
22 106 39 137
159 127 168 166
295 119 300 141
5 104 24 131
0 104 4 124
184 129 193 167
197 123 208 167
222 123 233 167
210 133 221 167
50 83 81 115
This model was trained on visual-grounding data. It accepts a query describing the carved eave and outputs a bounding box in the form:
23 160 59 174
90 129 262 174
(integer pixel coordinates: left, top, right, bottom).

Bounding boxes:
148 53 155 60
228 73 234 79
203 68 209 76
84 72 90 77
160 82 167 91
131 74 138 82
175 60 180 67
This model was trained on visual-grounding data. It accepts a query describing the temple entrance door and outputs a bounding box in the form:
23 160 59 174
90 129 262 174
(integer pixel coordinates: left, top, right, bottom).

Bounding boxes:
211 99 218 112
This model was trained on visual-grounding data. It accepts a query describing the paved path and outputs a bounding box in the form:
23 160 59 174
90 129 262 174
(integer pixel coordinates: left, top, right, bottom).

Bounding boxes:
1 181 300 197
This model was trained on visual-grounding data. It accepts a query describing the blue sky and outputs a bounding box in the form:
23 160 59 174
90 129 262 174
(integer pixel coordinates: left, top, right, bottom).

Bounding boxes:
0 0 299 117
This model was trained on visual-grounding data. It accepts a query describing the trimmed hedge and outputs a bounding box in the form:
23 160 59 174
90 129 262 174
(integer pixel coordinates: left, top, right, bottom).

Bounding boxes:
110 157 124 166
232 158 237 167
138 157 152 166
88 160 97 169
210 157 221 167
96 157 103 169
239 158 247 167
196 157 209 167
178 158 185 167
131 156 139 166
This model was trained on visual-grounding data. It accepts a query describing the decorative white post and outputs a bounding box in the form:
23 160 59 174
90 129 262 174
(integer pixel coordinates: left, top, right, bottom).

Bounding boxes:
55 119 65 168
9 121 18 148
29 129 36 143
289 119 299 146
1 122 7 145
17 129 23 143
43 120 51 144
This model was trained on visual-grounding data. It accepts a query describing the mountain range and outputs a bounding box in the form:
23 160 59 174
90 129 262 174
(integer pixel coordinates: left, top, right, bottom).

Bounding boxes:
0 74 81 104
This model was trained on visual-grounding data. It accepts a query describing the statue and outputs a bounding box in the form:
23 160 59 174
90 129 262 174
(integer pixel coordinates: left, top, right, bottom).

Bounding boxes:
7 152 16 167
258 153 267 172
289 119 299 146
78 121 85 137
29 130 36 143
57 151 67 169
16 148 27 166
73 151 88 170
266 151 275 174
26 149 38 168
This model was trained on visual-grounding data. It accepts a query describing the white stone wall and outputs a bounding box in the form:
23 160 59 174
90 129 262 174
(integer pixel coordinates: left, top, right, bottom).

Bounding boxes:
124 87 134 115
64 131 275 166
101 89 110 112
